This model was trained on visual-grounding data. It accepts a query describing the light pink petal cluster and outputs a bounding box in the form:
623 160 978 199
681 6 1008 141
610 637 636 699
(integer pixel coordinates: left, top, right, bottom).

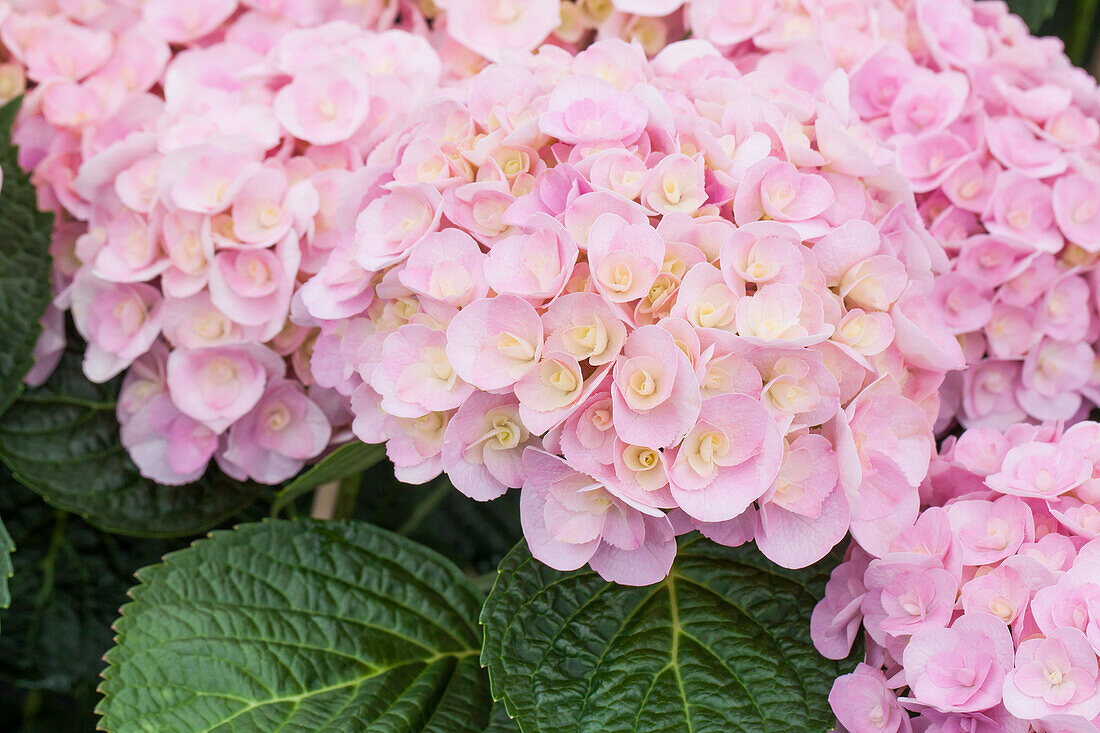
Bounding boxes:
417 0 1100 438
302 38 961 585
3 5 445 484
695 0 1100 431
818 420 1100 732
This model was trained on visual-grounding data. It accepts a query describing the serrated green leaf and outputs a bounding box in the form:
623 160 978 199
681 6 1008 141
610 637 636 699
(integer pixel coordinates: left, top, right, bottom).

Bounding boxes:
0 466 170 691
0 95 55 417
481 535 859 733
0 346 262 538
355 466 522 576
271 441 386 517
98 519 492 733
1007 0 1060 31
485 702 520 733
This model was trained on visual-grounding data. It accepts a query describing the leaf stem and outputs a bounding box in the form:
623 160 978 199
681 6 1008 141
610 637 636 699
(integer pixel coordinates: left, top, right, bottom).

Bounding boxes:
270 442 386 517
309 482 340 520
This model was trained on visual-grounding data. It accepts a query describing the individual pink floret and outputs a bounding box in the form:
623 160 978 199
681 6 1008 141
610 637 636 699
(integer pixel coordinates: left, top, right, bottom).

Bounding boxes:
903 612 1015 713
519 448 677 586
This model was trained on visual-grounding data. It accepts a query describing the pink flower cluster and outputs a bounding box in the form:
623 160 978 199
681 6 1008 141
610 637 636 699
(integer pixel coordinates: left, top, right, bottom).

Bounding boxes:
403 0 1100 431
815 420 1100 732
695 0 1100 430
426 0 687 64
299 36 965 585
2 4 446 485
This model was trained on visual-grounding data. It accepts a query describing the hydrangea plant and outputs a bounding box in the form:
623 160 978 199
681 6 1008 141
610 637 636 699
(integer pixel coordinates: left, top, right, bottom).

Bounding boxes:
0 0 1097 731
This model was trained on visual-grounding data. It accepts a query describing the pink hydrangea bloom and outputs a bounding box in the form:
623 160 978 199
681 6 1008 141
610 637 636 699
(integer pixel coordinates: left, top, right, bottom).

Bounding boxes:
816 421 1100 732
704 0 1100 430
302 38 960 584
4 8 449 484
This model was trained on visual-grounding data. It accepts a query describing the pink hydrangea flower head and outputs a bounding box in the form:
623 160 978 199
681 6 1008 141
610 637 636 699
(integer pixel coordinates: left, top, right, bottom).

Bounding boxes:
662 0 1100 429
279 36 957 582
823 419 1100 731
2 0 476 489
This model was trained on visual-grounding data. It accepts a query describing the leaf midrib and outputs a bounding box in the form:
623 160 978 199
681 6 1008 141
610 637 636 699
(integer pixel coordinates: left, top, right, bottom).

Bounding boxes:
491 543 830 732
112 649 477 733
212 651 477 732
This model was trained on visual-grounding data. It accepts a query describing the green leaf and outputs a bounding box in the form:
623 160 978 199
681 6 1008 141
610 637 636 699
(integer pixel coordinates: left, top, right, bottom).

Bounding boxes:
98 519 492 732
486 702 520 733
355 466 522 576
0 346 261 538
481 535 858 733
271 440 386 517
0 96 55 417
1007 0 1060 31
0 466 170 691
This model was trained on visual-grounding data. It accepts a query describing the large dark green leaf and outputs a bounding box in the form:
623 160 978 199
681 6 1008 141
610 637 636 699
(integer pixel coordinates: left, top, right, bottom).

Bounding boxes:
481 535 858 733
0 467 169 691
0 346 261 538
355 465 522 576
98 519 492 732
0 96 54 417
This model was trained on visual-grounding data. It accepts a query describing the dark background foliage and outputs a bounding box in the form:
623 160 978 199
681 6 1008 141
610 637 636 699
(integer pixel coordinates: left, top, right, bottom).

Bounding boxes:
0 459 523 730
